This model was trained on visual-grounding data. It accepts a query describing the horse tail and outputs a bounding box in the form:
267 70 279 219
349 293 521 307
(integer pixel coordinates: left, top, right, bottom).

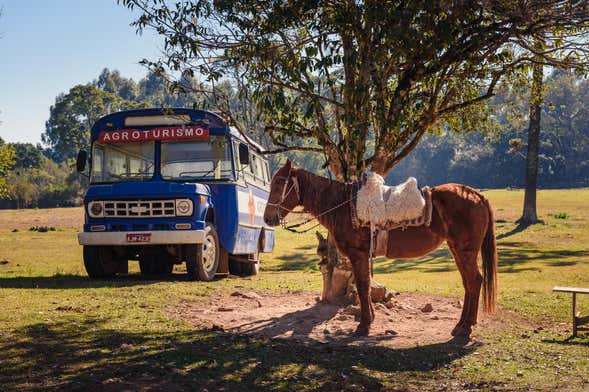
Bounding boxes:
481 197 498 313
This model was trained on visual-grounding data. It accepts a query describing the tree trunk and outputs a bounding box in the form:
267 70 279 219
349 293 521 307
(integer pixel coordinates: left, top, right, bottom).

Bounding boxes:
519 59 544 226
319 163 355 301
321 233 354 301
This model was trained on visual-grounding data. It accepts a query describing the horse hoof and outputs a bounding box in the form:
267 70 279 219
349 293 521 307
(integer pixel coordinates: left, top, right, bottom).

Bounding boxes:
354 324 370 337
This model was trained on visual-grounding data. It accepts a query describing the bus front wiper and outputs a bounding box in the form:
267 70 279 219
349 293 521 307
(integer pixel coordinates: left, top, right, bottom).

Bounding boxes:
107 172 151 180
178 170 215 178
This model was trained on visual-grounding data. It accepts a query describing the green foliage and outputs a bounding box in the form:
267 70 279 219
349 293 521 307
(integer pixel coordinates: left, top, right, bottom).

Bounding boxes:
0 142 15 199
4 158 82 209
550 212 570 219
388 70 589 189
42 84 145 162
121 0 589 180
95 68 139 101
10 143 44 169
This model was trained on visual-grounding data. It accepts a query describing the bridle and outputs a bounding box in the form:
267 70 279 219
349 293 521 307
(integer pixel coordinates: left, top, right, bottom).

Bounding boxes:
266 169 357 234
267 172 313 233
266 172 300 211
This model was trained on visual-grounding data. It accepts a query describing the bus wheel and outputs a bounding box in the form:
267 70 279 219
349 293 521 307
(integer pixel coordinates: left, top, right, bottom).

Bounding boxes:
229 253 260 276
139 253 173 276
186 224 219 281
83 246 121 279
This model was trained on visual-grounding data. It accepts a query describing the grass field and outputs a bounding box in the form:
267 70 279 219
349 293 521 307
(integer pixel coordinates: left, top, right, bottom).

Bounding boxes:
0 189 588 391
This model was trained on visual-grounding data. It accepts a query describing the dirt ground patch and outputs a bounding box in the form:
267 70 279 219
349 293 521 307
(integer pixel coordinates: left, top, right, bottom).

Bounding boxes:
168 290 503 348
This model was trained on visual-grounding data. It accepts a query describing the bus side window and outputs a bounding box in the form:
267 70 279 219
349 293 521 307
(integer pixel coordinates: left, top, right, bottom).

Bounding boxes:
245 148 255 182
263 160 270 184
250 154 259 184
255 155 266 185
250 154 264 186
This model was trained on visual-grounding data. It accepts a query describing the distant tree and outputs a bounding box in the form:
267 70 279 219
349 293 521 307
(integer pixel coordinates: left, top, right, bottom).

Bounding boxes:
137 70 208 108
122 0 589 182
137 70 172 106
10 143 44 169
541 70 589 187
6 170 38 209
42 84 144 161
518 48 544 226
5 158 81 209
95 68 139 101
0 138 16 199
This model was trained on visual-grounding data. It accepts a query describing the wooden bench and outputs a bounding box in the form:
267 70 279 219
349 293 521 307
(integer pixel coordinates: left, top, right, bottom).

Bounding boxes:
553 286 589 337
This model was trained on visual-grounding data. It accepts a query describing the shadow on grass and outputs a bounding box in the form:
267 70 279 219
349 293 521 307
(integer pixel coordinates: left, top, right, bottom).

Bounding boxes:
265 237 586 275
0 316 474 391
264 252 319 272
294 244 315 251
546 261 579 267
373 249 454 274
0 273 195 289
496 224 528 240
373 240 587 275
497 242 588 273
541 337 589 347
267 248 455 274
496 219 548 240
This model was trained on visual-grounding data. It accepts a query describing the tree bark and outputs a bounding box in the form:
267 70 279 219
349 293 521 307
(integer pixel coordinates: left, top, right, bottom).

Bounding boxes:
519 59 544 226
321 233 354 301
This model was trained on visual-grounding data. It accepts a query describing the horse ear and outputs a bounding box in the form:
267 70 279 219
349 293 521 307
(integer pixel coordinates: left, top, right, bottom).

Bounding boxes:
315 231 324 241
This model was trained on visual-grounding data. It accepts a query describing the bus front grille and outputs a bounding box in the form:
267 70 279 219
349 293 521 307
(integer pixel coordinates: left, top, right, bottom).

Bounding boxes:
103 200 176 218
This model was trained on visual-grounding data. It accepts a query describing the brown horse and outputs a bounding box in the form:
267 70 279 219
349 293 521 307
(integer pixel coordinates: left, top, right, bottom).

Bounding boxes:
263 160 498 338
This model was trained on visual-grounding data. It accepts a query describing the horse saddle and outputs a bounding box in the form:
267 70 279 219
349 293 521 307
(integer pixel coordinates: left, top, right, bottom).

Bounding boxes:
351 172 433 231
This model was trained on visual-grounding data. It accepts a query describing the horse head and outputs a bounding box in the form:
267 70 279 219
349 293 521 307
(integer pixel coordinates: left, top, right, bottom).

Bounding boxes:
263 159 302 226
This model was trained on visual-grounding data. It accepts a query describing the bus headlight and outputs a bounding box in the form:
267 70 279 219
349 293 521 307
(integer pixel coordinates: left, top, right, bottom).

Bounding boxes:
88 201 104 218
175 199 193 216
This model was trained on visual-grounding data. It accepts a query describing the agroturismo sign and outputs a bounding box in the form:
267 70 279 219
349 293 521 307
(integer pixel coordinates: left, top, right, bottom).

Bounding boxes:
98 126 210 143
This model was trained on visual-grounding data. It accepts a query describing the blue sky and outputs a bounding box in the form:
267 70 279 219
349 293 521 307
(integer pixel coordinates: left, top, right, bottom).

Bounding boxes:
0 0 162 144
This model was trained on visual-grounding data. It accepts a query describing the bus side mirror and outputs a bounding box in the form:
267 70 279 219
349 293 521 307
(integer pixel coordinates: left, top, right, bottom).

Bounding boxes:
76 149 88 172
238 143 250 165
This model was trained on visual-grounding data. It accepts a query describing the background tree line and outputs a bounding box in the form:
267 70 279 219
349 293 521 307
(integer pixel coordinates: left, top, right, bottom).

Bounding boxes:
389 69 589 189
0 67 587 209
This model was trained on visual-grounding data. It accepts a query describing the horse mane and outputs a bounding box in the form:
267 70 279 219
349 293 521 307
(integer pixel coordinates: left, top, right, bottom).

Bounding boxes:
293 168 353 231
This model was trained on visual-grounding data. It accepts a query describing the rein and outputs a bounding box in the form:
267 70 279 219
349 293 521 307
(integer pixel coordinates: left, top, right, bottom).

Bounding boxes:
281 196 356 233
268 172 356 234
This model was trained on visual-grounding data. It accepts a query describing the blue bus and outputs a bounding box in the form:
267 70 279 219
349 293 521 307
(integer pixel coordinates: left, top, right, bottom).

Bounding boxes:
76 108 275 281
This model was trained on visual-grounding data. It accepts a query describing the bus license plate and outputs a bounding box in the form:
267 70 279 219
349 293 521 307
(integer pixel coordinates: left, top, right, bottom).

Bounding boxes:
127 233 151 243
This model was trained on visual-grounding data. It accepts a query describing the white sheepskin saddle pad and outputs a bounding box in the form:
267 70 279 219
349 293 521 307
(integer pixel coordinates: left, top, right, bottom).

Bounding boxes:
355 173 426 229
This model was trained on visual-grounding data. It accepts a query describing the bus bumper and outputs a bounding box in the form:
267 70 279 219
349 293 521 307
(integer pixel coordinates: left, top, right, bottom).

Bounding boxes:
78 230 205 246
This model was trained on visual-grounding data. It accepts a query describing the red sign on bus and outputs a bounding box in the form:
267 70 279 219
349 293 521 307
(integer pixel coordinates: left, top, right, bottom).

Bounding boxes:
98 126 209 143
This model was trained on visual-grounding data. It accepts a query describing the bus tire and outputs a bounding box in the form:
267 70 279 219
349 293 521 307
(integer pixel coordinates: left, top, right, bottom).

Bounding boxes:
83 246 120 279
228 253 260 276
186 223 219 281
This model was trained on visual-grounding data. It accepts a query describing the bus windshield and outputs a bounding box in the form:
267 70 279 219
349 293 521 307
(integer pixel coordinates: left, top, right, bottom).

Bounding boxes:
161 136 233 181
91 141 155 183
